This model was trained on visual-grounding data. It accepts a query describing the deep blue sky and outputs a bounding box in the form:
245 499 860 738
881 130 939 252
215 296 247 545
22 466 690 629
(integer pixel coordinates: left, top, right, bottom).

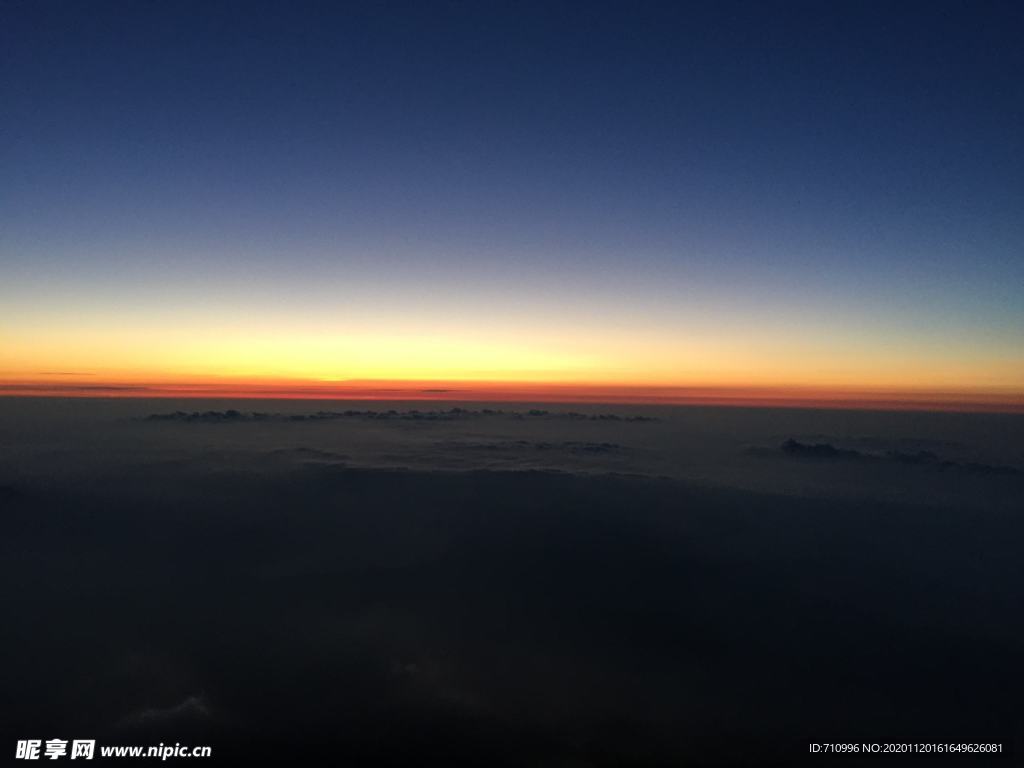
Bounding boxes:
2 1 1022 387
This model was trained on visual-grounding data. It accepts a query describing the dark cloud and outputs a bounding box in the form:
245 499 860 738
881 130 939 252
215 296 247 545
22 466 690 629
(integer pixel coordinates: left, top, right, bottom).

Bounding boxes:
143 408 659 424
3 400 1023 765
755 439 1022 476
2 456 1021 765
0 484 25 504
789 434 966 452
118 695 213 728
270 447 349 462
436 440 625 455
780 438 862 459
0 384 151 392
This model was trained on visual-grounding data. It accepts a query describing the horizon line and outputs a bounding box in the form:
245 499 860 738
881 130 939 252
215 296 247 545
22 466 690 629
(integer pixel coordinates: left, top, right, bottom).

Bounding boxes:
2 379 1022 414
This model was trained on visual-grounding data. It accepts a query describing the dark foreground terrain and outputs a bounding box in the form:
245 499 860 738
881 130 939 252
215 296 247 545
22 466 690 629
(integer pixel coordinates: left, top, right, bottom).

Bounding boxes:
1 399 1021 764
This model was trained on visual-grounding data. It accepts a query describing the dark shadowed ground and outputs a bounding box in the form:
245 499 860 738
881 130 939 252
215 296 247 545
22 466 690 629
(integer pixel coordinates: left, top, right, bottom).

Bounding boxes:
1 399 1021 764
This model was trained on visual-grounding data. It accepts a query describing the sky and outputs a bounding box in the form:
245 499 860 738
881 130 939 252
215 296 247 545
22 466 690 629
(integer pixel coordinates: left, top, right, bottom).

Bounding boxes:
2 0 1022 406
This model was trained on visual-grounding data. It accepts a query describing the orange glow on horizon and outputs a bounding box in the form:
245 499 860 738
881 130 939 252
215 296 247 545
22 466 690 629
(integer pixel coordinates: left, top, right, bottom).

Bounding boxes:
4 319 1022 412
1 376 1022 413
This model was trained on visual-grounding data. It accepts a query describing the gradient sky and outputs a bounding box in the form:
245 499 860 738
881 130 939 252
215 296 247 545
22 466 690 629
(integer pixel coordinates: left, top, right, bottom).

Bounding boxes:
2 1 1022 402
